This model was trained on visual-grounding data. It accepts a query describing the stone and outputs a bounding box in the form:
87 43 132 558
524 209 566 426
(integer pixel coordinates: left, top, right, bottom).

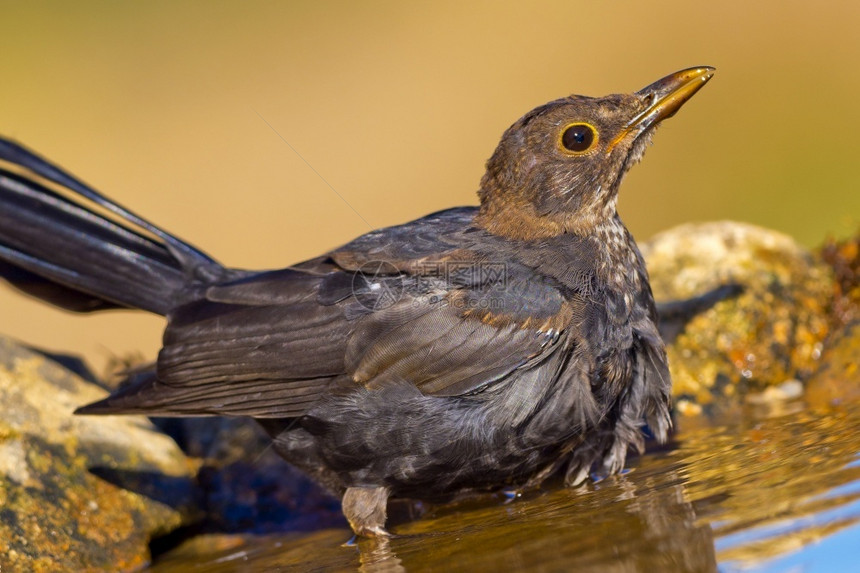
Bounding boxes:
151 416 342 535
642 222 833 418
820 231 860 326
0 336 199 571
805 321 860 410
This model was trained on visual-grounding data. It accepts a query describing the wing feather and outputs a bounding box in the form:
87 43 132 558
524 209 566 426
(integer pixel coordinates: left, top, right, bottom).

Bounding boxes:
79 208 573 418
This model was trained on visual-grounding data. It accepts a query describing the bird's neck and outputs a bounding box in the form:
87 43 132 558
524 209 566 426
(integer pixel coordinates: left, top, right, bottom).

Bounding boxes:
474 197 565 240
474 197 616 241
591 215 645 292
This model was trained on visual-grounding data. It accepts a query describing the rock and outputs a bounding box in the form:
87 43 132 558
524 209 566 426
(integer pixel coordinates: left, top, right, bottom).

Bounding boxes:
806 232 860 410
98 355 342 533
0 336 199 571
805 320 860 410
151 416 343 535
820 232 860 326
642 222 833 418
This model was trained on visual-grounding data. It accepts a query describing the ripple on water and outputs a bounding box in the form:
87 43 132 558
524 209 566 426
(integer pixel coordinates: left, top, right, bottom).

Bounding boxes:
150 401 860 572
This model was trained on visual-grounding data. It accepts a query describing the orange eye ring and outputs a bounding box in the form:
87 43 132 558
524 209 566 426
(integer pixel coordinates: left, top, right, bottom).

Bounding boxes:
558 122 598 155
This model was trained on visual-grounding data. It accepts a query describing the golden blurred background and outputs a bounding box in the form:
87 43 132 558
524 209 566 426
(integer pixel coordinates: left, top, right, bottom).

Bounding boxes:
1 1 858 374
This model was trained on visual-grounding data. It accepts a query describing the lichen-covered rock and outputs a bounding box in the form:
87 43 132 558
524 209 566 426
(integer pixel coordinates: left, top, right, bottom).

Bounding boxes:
805 321 860 410
820 232 860 326
807 232 860 410
0 336 199 571
642 222 833 418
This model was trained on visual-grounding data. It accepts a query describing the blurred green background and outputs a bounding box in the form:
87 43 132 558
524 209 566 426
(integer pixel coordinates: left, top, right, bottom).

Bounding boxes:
1 1 858 373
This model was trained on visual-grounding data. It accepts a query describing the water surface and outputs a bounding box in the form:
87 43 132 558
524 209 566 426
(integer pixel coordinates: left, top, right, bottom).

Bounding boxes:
151 400 860 571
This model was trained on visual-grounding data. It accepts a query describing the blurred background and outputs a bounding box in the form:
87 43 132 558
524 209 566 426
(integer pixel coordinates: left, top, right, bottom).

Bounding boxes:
1 1 858 374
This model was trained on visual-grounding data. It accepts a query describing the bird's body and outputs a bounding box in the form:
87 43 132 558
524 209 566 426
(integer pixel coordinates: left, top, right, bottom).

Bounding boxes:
266 206 665 498
0 67 713 535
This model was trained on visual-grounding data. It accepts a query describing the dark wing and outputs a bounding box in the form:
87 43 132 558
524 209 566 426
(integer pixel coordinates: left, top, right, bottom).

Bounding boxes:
78 265 351 418
628 243 673 442
345 263 570 397
327 207 477 267
78 209 571 418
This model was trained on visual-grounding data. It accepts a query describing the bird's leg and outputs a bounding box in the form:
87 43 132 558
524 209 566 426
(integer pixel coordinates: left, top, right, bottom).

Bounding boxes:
342 486 391 537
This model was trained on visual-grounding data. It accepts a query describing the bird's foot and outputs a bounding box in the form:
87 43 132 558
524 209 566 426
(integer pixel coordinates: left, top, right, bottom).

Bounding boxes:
343 485 391 538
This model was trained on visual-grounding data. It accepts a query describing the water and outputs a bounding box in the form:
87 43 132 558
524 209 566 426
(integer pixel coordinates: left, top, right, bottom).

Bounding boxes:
149 399 860 571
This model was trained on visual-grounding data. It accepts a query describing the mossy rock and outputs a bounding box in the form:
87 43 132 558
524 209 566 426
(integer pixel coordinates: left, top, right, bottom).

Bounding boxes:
0 336 199 571
806 321 860 410
642 222 833 418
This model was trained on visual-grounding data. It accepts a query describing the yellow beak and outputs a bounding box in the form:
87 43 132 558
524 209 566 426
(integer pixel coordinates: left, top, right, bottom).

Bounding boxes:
608 66 715 152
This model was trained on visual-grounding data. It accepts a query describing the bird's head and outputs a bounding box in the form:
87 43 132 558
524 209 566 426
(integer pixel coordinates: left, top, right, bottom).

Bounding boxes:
476 67 715 239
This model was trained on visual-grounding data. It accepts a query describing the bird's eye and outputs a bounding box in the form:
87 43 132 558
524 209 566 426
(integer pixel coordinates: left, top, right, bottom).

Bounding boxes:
559 123 598 154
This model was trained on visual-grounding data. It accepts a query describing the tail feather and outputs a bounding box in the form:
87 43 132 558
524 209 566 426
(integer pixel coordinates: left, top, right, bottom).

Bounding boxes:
0 137 225 315
0 261 119 312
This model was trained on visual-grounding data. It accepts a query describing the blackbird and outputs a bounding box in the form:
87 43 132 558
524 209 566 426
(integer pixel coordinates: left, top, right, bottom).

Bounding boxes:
0 67 714 536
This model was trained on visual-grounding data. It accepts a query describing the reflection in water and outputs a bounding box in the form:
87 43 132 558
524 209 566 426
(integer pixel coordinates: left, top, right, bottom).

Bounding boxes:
150 402 860 571
356 536 405 573
699 405 860 568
